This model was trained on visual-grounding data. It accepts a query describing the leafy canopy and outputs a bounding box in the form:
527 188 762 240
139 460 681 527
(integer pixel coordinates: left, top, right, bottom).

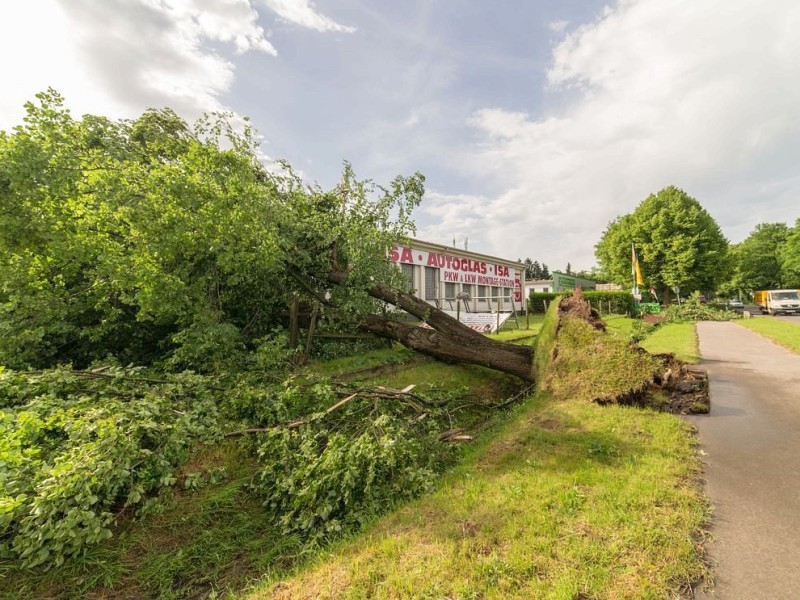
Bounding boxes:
719 222 795 297
781 218 800 288
0 90 423 371
595 186 728 298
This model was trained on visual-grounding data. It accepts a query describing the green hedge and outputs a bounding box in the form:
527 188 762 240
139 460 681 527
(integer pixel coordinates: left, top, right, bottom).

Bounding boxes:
584 291 635 314
528 291 634 314
528 292 567 313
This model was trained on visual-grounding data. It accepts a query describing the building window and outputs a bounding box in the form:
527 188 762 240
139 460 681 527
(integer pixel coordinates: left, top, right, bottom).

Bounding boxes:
462 284 474 299
477 285 488 301
444 282 456 300
424 267 439 302
400 263 414 292
542 287 549 293
491 287 500 300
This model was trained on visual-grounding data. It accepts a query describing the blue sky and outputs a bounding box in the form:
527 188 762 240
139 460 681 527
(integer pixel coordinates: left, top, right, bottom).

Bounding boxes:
2 1 799 271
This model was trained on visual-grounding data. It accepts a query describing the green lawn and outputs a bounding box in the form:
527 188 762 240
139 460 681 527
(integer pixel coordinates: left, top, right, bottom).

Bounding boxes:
639 322 700 364
253 395 707 600
248 316 708 599
602 315 700 364
489 314 544 342
737 317 800 354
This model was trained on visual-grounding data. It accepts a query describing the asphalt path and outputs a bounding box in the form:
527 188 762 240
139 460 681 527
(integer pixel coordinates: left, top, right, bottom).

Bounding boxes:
689 321 800 598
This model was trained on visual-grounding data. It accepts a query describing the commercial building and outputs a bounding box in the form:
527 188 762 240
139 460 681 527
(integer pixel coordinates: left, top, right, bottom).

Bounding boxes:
389 239 524 312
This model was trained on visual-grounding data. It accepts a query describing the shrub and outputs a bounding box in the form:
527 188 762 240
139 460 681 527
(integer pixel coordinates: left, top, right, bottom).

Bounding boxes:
528 292 567 313
0 367 221 568
529 291 635 314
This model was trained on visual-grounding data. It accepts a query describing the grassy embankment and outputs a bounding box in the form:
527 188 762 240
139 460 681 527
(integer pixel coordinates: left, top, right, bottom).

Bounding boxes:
736 317 800 354
251 310 708 599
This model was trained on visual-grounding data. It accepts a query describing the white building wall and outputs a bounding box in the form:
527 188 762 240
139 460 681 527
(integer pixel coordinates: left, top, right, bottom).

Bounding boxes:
390 240 524 312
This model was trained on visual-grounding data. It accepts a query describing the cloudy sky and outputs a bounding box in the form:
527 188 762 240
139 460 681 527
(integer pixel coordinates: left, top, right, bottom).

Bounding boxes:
2 1 799 271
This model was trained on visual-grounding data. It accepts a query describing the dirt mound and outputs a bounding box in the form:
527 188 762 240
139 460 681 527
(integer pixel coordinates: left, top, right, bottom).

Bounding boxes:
558 287 606 331
650 353 710 414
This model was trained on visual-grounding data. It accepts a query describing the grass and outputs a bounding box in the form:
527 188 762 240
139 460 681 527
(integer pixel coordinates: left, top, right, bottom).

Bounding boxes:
253 402 707 599
3 358 525 600
4 442 294 600
7 318 708 599
490 314 545 342
736 317 800 354
604 314 650 339
306 345 418 378
603 315 700 364
248 316 709 599
639 322 700 364
543 317 659 403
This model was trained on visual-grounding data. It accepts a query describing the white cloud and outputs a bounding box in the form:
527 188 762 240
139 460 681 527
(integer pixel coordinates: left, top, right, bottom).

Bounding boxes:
548 20 569 33
460 0 800 269
417 191 493 250
0 0 352 130
259 0 355 32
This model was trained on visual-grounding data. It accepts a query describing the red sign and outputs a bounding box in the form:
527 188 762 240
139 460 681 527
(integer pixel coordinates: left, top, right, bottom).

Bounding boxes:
390 245 520 289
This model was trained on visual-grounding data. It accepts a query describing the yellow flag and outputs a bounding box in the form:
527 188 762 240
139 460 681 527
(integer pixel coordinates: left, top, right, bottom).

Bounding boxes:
632 244 644 286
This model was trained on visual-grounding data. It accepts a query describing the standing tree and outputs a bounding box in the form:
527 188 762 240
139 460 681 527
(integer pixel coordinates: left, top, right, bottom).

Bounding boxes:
720 222 791 298
780 218 800 289
595 186 729 302
540 263 551 279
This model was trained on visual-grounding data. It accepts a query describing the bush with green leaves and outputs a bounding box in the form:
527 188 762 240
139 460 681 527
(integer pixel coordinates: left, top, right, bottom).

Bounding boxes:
530 291 635 314
583 290 635 314
0 367 221 568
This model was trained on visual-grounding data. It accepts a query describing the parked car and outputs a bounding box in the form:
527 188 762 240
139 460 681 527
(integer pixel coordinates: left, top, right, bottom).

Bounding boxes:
728 299 744 309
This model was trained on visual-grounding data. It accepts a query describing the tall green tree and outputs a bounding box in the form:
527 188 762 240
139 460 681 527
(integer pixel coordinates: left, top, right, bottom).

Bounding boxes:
595 186 729 302
720 223 791 298
780 218 800 289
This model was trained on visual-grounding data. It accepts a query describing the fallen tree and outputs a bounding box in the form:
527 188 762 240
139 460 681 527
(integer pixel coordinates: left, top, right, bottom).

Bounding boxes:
327 272 533 381
0 92 534 378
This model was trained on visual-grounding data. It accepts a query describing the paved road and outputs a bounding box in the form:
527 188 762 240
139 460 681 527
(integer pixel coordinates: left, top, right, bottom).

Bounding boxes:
689 322 800 599
774 314 800 324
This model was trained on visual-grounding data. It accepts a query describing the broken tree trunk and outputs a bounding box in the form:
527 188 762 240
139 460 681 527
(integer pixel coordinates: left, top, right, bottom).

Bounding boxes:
327 271 533 382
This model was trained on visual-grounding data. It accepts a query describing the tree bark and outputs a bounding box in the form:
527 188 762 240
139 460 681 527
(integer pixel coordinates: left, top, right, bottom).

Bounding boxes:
327 271 533 382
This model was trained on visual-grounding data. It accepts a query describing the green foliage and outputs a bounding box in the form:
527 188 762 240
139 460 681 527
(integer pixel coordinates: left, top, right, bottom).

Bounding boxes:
528 292 567 313
0 90 423 372
0 366 221 568
661 292 738 323
781 218 800 289
720 222 795 297
254 383 457 541
530 291 634 314
517 258 550 279
595 186 729 299
582 290 635 314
